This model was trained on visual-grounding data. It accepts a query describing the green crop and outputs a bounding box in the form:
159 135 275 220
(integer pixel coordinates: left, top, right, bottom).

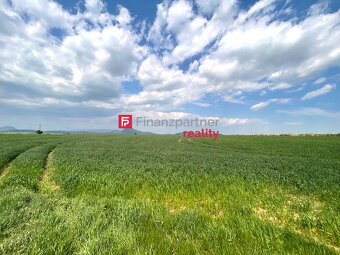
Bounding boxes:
0 134 339 254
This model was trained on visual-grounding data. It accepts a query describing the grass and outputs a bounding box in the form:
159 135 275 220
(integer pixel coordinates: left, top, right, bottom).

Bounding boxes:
0 134 339 254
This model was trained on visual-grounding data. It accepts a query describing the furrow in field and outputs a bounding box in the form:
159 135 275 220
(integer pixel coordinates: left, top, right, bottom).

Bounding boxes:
0 164 11 179
0 145 40 180
1 143 61 191
39 147 60 193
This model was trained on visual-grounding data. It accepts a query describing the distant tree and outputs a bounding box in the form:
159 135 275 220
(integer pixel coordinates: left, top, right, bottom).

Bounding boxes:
36 130 43 134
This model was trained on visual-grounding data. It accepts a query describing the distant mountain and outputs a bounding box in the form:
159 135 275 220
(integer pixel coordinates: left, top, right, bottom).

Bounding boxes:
49 129 116 134
0 126 17 132
120 128 154 135
48 128 154 135
0 126 154 135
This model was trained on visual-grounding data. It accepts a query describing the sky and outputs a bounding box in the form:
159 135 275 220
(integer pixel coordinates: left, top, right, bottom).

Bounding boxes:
0 0 339 134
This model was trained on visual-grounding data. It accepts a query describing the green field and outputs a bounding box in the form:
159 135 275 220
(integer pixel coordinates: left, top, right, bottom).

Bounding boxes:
0 134 339 255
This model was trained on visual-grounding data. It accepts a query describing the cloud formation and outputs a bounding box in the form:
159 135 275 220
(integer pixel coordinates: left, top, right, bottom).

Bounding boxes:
278 107 340 118
0 0 144 102
0 0 339 131
251 98 291 111
301 84 336 100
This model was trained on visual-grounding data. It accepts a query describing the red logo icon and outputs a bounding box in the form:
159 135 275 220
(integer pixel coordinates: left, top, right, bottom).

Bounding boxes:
118 114 132 129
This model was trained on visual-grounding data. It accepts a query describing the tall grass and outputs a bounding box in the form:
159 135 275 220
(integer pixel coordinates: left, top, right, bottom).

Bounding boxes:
0 134 339 254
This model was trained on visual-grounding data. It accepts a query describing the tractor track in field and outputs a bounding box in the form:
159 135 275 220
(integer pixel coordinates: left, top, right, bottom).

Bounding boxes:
39 146 61 193
0 164 12 180
0 145 42 180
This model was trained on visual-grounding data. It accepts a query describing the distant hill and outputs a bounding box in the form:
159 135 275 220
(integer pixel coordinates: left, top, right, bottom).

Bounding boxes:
47 128 154 135
119 128 154 135
0 126 17 132
0 126 154 135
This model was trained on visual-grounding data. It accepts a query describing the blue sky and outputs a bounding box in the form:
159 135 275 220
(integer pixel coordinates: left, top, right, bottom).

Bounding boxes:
0 0 339 134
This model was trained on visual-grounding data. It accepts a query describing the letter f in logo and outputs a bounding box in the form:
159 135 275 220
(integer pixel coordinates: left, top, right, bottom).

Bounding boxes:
118 114 133 129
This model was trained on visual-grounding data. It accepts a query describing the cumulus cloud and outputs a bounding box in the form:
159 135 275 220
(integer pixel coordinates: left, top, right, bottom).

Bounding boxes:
142 0 340 110
301 84 336 100
196 8 339 92
0 0 339 130
250 98 291 111
0 0 145 104
148 0 236 64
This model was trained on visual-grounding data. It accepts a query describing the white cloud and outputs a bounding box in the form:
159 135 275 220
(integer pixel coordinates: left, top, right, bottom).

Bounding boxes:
0 0 145 103
222 118 252 126
250 98 291 111
10 0 73 30
223 96 245 104
115 6 132 26
148 0 236 64
195 0 220 16
85 0 105 15
278 107 340 118
0 0 339 130
270 82 293 91
192 102 211 107
284 121 302 125
167 0 193 33
132 110 194 120
140 0 339 110
301 84 336 100
196 8 340 95
314 77 326 84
